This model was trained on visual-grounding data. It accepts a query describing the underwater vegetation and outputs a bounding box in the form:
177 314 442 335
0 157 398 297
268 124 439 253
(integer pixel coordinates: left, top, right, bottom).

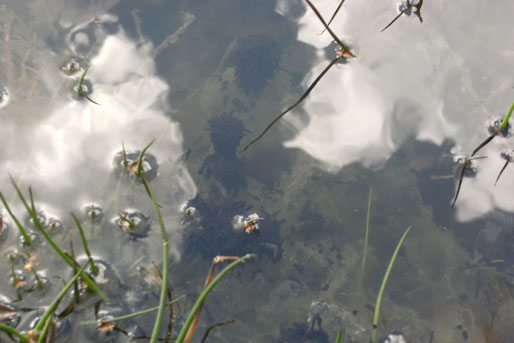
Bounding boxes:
208 112 248 159
200 112 249 192
184 189 283 263
273 314 329 343
232 34 282 96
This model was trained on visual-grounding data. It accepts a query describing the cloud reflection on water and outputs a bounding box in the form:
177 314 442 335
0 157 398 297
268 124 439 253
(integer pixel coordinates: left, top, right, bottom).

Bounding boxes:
1 15 196 258
277 0 514 221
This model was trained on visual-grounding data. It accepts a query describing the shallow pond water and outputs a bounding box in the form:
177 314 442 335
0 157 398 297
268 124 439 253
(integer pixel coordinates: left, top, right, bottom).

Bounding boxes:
1 1 513 342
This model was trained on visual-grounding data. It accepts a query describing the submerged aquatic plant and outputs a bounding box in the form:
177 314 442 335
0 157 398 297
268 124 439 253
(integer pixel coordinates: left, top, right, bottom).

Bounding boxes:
241 0 354 152
234 35 282 96
372 226 411 343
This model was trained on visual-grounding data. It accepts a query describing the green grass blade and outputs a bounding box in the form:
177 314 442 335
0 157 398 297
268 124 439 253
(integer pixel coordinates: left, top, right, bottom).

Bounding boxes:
336 328 342 343
176 254 255 343
150 241 169 343
136 139 155 177
77 66 90 97
9 177 107 301
37 317 53 343
141 163 169 343
361 184 373 279
34 261 89 334
79 297 184 325
0 191 32 244
0 323 27 342
71 212 98 275
499 97 514 130
372 226 411 343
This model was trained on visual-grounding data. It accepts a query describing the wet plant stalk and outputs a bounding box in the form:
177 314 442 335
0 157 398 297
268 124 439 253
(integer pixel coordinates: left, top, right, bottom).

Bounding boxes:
471 97 514 157
9 177 106 301
0 323 27 342
336 328 342 343
79 297 184 325
136 139 155 177
184 256 241 343
31 267 44 290
319 0 346 35
71 212 98 275
0 191 32 244
372 226 411 343
176 254 255 343
361 184 373 280
142 172 169 343
34 262 90 338
8 254 18 286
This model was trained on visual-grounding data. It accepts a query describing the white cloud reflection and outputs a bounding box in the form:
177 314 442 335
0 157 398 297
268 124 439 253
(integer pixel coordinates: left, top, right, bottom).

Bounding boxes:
1 15 196 258
277 0 514 221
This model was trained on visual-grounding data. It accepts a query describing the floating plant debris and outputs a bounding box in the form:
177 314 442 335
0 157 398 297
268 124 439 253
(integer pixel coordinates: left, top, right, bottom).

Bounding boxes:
381 0 424 32
0 87 9 109
232 213 262 234
114 150 158 181
114 210 151 240
60 57 84 77
97 320 116 333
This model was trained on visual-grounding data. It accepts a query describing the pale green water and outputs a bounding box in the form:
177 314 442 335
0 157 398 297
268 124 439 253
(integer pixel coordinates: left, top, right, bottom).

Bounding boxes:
0 1 513 342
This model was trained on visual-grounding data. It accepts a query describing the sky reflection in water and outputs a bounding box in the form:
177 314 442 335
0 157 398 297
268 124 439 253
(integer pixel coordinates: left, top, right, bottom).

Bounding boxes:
277 0 514 221
0 11 196 259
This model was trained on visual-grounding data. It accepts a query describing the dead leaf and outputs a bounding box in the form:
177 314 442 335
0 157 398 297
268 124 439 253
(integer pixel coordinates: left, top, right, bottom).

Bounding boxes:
128 160 139 174
98 321 115 332
14 279 25 288
27 330 37 343
0 304 17 321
